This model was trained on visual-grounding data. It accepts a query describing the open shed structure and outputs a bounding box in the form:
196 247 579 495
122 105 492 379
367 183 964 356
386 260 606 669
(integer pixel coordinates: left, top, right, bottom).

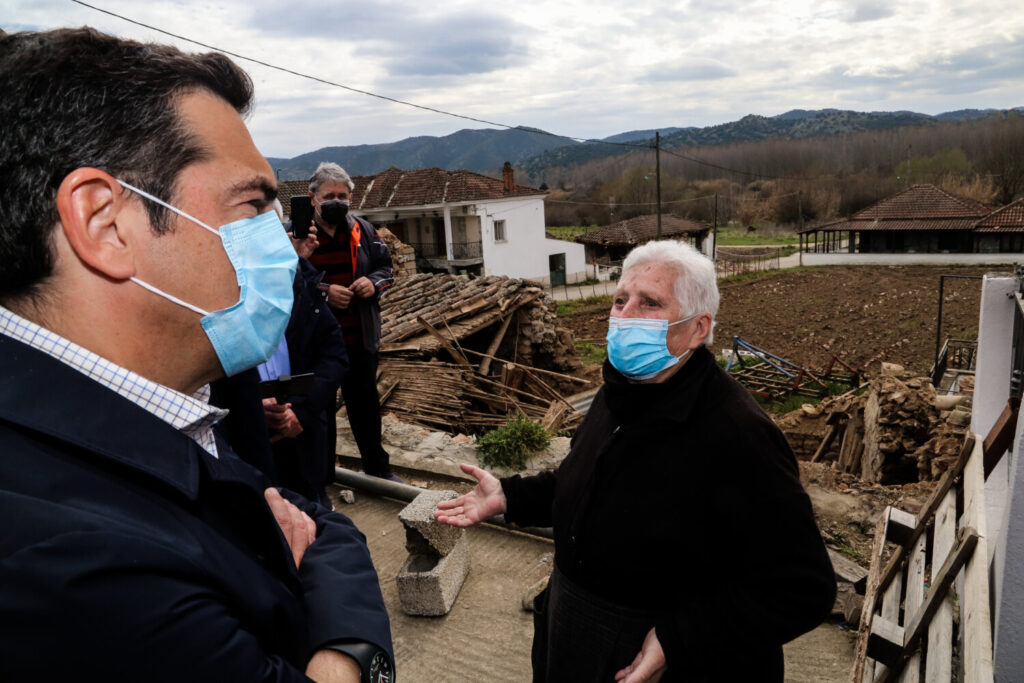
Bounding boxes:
798 185 994 256
575 214 712 264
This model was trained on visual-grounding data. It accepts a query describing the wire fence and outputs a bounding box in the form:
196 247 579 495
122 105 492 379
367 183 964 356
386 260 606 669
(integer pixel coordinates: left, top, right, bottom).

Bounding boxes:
714 247 781 278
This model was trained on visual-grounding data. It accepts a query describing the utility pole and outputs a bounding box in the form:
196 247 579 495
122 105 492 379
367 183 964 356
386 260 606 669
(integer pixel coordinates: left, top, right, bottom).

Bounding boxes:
713 192 718 260
655 131 662 238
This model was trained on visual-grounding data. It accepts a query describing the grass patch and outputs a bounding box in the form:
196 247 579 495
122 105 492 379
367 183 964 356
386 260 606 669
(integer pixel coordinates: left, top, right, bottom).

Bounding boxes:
575 340 607 365
556 294 613 317
546 225 601 241
715 224 801 246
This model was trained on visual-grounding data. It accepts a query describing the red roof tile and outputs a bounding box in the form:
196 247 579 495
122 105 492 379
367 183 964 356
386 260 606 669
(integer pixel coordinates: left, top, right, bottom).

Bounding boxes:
853 184 991 220
576 214 710 246
353 167 545 210
975 198 1024 232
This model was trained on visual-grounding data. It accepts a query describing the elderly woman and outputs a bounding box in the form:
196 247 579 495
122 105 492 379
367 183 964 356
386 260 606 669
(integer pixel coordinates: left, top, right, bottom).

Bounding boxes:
436 240 836 682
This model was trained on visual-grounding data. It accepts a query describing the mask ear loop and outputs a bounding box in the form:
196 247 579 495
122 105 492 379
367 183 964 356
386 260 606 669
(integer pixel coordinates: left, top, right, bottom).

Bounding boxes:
117 180 220 237
116 179 216 317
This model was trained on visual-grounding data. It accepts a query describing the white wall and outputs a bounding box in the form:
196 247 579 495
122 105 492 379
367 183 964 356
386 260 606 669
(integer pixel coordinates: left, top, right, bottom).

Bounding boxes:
478 198 586 282
972 274 1024 678
802 252 1024 266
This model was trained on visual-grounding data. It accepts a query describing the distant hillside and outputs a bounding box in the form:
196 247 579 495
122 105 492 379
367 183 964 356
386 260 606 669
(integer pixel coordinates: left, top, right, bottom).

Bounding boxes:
519 109 958 180
267 126 577 180
267 107 1023 182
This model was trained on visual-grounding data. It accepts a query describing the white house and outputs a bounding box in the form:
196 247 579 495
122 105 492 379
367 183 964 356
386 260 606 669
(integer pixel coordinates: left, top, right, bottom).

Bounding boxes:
280 163 585 285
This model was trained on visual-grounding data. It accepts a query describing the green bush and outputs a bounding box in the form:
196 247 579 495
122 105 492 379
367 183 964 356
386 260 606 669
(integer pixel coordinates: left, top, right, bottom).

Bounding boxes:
477 413 551 471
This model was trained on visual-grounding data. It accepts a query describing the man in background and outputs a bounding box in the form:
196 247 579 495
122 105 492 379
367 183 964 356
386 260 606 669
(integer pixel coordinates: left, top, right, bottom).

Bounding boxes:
305 162 400 482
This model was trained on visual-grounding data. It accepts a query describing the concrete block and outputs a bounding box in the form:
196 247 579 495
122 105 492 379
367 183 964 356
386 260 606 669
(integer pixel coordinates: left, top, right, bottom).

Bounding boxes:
396 534 470 616
398 490 462 557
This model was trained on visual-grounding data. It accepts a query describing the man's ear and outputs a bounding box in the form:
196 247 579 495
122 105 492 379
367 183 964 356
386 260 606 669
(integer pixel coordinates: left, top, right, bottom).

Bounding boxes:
55 168 138 280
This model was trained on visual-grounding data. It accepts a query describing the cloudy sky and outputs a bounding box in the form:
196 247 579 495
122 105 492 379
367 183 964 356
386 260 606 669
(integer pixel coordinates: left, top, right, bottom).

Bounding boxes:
4 0 1023 158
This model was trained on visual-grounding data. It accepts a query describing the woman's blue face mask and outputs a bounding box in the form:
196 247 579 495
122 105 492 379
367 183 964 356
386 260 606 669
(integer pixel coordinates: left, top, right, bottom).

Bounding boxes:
605 313 698 380
118 180 298 377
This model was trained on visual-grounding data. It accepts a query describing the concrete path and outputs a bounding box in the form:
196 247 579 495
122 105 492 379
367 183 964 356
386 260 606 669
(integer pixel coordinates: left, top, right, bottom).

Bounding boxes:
331 482 855 681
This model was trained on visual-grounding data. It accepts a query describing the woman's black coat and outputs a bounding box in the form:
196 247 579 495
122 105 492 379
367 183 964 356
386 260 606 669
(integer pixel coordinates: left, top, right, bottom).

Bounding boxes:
502 347 837 681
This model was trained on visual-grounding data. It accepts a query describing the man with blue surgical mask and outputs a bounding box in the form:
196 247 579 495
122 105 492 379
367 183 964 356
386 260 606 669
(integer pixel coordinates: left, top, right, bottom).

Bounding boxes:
0 28 392 683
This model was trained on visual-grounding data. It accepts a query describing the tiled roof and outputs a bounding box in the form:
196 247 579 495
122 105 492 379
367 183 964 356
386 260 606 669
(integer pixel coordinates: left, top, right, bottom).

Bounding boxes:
975 198 1024 232
379 273 545 351
806 218 979 232
275 168 544 217
355 167 545 210
575 214 710 246
852 184 991 220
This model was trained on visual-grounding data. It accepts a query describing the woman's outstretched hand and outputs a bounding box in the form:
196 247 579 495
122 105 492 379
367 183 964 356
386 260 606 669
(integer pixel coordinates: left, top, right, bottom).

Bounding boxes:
433 463 507 527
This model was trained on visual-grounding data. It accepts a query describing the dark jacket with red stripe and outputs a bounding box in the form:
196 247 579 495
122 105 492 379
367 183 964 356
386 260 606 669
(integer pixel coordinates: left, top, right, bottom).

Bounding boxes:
309 216 393 353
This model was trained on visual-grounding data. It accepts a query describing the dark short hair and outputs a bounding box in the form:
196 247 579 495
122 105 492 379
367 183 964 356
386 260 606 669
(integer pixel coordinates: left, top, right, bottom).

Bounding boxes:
0 27 254 303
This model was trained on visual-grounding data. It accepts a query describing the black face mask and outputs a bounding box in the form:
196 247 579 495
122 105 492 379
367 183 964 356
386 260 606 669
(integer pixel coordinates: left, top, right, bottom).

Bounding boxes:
319 199 350 226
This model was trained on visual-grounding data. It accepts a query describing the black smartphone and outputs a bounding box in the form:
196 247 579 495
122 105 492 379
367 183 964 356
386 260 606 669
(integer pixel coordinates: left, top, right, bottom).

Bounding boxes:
290 195 313 239
259 372 316 403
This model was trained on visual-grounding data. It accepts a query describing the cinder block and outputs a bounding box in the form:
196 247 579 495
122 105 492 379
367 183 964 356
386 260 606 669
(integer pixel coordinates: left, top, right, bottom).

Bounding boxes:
398 490 462 557
396 534 470 616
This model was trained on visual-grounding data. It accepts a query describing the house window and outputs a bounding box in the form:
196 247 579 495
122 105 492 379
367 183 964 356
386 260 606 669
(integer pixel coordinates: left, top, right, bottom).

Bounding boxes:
494 219 507 243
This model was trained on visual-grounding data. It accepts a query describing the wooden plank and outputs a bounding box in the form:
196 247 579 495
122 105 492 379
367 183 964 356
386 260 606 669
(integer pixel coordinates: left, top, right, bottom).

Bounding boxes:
540 400 568 432
960 437 994 683
878 528 980 683
886 508 917 546
853 508 893 683
897 532 927 683
924 489 956 683
874 570 904 679
828 548 869 585
868 615 905 667
812 421 842 463
477 312 516 376
415 316 472 368
982 397 1020 478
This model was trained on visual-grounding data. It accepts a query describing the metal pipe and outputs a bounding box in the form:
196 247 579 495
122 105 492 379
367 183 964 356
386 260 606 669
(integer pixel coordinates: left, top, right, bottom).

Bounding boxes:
333 466 554 540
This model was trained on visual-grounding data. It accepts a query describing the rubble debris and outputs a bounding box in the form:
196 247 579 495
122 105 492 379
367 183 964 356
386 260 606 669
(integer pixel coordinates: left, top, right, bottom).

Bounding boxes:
777 366 972 485
360 272 588 436
396 490 470 616
377 227 417 277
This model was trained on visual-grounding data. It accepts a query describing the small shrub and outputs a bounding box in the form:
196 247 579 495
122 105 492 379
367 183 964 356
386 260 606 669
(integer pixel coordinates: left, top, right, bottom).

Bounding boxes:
476 413 551 471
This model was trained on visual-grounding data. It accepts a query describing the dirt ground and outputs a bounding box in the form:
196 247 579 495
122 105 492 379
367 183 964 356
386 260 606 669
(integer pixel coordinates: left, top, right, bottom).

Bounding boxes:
560 264 1002 377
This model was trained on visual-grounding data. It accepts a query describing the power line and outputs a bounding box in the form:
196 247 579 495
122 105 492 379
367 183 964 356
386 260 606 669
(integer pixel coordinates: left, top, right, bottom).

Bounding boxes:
70 0 652 151
71 0 829 184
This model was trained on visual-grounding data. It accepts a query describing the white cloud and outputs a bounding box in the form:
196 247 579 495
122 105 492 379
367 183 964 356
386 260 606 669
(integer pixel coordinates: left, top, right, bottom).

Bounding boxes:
2 0 1022 157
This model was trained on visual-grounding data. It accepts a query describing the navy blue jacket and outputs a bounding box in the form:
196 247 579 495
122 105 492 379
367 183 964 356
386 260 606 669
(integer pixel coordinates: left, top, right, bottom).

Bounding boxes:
284 258 348 441
0 334 392 681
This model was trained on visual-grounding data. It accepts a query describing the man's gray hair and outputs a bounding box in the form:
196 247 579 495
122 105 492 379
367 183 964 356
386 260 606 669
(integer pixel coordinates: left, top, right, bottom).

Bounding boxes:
309 162 354 194
621 239 720 344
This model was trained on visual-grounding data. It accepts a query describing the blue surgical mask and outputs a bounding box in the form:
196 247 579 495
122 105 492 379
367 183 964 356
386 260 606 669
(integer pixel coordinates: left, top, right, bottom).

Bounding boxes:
606 314 699 380
118 180 298 377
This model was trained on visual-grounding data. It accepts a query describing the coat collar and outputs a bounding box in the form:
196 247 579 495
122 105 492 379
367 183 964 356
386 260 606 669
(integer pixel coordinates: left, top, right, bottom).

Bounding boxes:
0 334 202 499
601 346 716 425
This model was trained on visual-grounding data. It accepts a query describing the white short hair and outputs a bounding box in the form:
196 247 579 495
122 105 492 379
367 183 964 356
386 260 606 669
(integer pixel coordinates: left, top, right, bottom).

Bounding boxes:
309 162 354 194
621 239 719 345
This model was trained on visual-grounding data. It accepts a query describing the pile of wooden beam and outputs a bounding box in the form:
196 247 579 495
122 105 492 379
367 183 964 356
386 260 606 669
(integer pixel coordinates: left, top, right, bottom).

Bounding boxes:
367 273 589 434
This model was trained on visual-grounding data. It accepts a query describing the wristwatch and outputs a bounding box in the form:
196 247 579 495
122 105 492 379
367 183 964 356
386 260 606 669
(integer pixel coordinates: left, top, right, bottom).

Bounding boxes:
326 642 393 683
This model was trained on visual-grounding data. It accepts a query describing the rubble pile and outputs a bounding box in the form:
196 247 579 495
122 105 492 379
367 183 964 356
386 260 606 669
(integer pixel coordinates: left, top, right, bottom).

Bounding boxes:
377 227 417 277
776 363 971 485
366 271 588 435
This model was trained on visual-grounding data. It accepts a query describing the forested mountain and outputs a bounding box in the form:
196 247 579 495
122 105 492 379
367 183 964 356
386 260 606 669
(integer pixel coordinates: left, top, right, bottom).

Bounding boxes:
267 107 1022 186
267 126 577 180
